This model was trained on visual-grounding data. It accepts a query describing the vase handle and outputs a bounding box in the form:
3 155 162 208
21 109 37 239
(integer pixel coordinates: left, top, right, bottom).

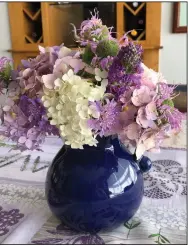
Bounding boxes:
138 155 152 173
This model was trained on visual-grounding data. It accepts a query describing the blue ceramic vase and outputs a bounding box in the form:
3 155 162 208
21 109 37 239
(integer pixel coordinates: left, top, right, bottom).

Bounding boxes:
45 137 152 233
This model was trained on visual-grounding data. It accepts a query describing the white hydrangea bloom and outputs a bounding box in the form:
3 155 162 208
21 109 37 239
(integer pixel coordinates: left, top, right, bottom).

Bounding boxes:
42 69 107 149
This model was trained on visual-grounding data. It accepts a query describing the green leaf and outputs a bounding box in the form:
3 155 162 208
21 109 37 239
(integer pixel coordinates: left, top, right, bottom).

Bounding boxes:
160 235 170 243
162 99 174 107
148 234 159 238
131 222 141 229
124 222 131 229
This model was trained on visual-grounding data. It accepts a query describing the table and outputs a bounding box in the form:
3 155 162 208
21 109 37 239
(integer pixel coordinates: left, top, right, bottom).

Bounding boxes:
0 127 186 244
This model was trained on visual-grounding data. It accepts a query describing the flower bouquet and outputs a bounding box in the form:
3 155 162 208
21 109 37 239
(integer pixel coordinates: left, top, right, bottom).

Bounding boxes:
0 10 184 232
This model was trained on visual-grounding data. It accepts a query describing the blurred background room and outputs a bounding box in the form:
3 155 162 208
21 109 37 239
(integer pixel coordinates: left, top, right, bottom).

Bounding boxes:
0 1 187 110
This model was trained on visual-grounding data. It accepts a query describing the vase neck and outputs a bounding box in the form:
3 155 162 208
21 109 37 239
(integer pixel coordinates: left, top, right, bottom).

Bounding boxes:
83 136 112 150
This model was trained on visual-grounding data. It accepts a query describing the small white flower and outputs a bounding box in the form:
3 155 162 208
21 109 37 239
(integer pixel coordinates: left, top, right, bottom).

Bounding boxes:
50 119 58 125
3 105 11 112
54 78 62 87
58 46 72 58
88 104 100 119
95 68 108 81
48 107 56 114
43 100 50 108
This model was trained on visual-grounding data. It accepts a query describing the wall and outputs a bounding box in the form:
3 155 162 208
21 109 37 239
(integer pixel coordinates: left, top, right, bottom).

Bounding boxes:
0 2 187 84
159 2 187 84
0 2 12 59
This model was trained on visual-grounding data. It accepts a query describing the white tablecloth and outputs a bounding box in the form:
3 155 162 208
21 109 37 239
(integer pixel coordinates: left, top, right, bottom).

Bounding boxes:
0 127 186 244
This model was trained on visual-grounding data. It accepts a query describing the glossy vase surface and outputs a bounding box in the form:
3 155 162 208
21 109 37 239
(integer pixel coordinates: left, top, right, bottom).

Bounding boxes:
45 137 151 233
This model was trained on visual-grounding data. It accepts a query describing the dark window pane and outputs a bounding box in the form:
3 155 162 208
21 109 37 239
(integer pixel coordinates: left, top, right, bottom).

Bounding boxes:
53 2 116 47
124 2 146 41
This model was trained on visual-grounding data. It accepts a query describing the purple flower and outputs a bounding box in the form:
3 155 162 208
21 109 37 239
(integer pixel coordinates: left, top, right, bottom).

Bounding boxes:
117 42 143 74
79 9 103 42
108 43 143 98
7 81 21 97
18 95 45 125
19 51 58 98
0 57 17 92
95 56 114 70
21 52 57 74
1 95 59 151
124 122 142 141
39 116 60 136
155 83 177 106
145 101 158 120
158 104 184 131
74 8 114 51
119 87 134 106
131 85 156 106
0 57 12 72
88 99 121 136
136 106 157 129
153 82 184 131
135 128 160 159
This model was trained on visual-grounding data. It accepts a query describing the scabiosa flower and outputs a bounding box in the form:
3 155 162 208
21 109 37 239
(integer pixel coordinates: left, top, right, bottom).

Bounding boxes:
88 99 121 137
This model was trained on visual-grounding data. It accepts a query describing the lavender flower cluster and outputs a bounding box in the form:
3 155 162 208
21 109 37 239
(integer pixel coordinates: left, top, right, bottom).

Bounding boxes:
0 9 185 158
0 50 59 151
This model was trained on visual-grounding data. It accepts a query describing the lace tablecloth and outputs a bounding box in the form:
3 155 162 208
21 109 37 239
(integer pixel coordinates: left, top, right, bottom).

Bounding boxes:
0 134 186 244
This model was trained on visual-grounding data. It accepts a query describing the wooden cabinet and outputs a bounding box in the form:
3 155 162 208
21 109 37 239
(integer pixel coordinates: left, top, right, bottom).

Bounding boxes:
117 2 161 71
8 2 161 70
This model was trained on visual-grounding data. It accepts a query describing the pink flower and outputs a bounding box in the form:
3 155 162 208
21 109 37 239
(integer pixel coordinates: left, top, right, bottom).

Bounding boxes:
8 81 21 98
53 59 69 77
119 105 138 129
2 98 14 112
69 58 85 73
4 113 14 123
54 57 85 76
131 85 155 106
136 106 157 129
22 68 33 78
145 101 158 120
58 46 72 59
27 128 39 141
42 74 56 89
119 87 135 106
136 128 158 159
18 136 33 149
125 123 142 141
140 63 167 89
